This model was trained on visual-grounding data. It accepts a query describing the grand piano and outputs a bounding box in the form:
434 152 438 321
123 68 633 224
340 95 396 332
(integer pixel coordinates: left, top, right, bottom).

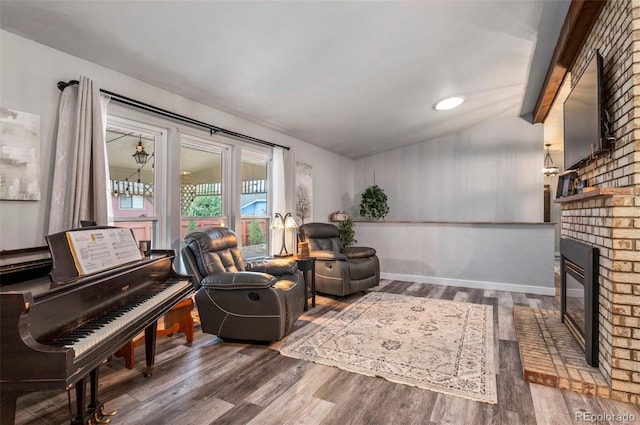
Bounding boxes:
0 227 194 425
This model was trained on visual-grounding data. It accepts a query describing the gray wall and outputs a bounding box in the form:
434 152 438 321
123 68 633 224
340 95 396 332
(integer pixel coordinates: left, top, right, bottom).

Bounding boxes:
356 221 555 295
353 115 544 222
350 115 555 293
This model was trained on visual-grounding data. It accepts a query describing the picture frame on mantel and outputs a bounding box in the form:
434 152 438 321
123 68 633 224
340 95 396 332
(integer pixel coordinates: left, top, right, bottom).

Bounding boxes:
556 170 578 199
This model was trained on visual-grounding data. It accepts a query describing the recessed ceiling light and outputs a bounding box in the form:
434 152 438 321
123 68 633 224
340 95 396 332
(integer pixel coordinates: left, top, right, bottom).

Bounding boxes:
434 96 465 111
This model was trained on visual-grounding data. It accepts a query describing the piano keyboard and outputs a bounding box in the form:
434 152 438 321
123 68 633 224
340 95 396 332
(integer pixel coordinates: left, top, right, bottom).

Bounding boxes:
51 279 192 358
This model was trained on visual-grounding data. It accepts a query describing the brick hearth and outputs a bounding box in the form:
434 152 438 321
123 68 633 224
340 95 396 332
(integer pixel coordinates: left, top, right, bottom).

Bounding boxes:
513 306 612 398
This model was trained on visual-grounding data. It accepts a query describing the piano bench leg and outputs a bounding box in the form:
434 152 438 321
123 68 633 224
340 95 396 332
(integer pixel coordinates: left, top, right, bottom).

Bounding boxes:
114 336 145 370
165 298 195 344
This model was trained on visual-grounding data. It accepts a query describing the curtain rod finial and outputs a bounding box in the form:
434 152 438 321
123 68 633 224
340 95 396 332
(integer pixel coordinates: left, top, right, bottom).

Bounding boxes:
57 80 79 91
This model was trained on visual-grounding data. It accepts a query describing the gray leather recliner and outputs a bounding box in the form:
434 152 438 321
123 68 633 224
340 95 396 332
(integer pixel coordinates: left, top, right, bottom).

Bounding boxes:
182 227 305 342
298 223 380 297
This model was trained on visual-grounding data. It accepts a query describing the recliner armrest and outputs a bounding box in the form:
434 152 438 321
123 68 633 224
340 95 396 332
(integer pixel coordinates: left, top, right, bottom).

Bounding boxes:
342 246 377 259
246 258 298 275
310 250 347 261
201 272 277 290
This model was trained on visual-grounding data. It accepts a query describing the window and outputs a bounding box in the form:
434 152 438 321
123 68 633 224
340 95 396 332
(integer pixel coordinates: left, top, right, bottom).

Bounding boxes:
180 133 228 241
106 117 165 248
240 151 270 259
118 194 145 209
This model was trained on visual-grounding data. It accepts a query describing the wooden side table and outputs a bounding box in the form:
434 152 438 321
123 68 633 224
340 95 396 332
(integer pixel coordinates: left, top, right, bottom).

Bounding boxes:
295 257 316 310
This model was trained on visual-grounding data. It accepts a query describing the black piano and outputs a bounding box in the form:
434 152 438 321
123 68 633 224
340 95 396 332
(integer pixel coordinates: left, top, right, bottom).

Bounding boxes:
0 227 194 425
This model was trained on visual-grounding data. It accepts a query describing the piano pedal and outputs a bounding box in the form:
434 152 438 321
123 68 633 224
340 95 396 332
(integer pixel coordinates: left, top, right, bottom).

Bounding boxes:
99 406 117 417
93 409 116 424
92 412 110 424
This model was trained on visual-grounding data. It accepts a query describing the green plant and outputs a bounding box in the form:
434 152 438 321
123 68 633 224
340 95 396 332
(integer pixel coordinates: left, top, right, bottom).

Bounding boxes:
186 220 197 234
338 217 357 247
184 195 222 216
359 184 390 219
247 220 266 245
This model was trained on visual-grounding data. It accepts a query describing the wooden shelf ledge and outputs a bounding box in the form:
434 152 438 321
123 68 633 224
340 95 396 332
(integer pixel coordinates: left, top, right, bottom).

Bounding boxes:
554 187 632 204
353 220 554 226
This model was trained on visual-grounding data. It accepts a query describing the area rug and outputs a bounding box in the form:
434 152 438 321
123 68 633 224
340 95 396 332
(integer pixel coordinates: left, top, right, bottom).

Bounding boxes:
277 292 497 403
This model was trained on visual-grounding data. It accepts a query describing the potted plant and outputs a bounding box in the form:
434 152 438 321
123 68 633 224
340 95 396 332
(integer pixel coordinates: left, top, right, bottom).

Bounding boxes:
359 184 390 220
338 216 357 247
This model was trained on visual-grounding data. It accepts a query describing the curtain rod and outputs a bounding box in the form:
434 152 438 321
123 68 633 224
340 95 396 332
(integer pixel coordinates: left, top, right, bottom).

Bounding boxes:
56 80 289 151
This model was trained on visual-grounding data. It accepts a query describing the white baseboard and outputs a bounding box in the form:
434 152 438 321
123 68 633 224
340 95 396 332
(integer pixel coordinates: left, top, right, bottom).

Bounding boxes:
380 272 556 296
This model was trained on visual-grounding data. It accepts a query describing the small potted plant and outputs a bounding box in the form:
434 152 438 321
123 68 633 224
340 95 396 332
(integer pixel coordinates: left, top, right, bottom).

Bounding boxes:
359 184 390 220
338 216 357 247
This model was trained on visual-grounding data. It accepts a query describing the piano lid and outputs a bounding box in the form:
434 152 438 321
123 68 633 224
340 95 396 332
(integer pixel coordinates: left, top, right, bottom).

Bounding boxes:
0 246 52 297
0 246 51 270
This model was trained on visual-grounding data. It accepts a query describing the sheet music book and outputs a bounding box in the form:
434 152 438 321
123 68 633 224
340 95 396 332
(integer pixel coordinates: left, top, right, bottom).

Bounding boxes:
66 228 142 275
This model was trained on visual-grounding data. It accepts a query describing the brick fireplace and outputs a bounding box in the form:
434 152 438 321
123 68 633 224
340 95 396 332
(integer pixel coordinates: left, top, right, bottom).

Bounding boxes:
559 189 639 401
555 0 640 404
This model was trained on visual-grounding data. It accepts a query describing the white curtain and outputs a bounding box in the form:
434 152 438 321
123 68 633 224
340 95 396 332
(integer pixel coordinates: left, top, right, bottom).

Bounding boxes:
48 76 111 234
271 147 286 256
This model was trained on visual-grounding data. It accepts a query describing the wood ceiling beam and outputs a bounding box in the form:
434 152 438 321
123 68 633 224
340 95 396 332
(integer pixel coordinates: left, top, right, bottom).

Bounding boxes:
532 0 607 124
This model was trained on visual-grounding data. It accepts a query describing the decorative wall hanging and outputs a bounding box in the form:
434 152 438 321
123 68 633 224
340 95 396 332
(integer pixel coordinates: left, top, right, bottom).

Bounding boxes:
0 107 41 200
295 162 312 224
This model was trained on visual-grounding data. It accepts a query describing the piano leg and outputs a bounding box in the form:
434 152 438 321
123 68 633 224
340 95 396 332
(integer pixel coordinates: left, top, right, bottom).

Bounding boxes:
71 376 88 425
1 392 19 425
88 369 116 424
143 322 158 377
71 369 117 425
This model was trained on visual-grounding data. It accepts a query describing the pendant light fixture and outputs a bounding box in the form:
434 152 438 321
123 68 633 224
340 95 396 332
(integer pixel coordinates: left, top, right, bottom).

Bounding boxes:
543 144 559 176
132 135 150 165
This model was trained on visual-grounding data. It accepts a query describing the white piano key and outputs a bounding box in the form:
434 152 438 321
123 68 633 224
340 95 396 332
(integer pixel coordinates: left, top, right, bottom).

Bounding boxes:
64 280 191 358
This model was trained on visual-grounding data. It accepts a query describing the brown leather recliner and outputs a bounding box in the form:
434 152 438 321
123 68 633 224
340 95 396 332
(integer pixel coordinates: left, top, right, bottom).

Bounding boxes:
298 223 380 297
182 227 305 342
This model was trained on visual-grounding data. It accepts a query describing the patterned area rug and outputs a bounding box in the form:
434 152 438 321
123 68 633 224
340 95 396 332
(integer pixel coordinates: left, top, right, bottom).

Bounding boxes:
277 292 497 403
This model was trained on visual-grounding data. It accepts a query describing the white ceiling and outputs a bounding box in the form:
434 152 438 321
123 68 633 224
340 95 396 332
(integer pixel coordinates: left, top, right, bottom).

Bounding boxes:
0 0 570 159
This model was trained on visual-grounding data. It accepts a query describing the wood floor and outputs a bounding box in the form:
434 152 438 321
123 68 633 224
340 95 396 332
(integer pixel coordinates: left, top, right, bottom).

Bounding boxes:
13 280 640 425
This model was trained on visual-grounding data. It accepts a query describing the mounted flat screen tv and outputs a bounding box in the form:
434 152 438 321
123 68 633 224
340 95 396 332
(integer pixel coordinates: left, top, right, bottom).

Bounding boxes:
563 51 612 170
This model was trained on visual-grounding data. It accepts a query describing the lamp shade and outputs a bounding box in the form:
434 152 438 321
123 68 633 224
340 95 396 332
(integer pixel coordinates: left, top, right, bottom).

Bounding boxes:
271 213 284 229
284 213 297 229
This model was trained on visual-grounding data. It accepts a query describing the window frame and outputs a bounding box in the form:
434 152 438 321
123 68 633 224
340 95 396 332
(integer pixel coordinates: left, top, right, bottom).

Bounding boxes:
106 115 168 247
239 148 272 259
179 131 231 233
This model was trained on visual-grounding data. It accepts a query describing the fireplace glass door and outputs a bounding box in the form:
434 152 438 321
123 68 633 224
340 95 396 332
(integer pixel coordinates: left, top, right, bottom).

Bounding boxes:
564 271 586 342
560 238 599 367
